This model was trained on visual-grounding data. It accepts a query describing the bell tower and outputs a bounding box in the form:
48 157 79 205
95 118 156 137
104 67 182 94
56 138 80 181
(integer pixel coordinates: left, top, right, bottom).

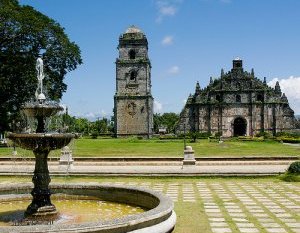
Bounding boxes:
114 26 153 138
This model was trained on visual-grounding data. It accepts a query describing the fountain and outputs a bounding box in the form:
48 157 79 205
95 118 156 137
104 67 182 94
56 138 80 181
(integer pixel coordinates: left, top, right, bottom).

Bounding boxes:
2 57 176 232
8 57 75 218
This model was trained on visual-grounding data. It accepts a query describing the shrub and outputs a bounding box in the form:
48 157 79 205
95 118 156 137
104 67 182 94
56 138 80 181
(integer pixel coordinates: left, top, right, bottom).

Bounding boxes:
278 137 300 143
188 132 198 142
255 131 273 139
280 173 300 182
237 136 265 141
90 131 98 139
127 136 143 142
287 161 300 174
177 132 211 139
238 136 253 141
276 131 300 138
280 161 300 182
253 136 264 141
159 135 178 140
198 132 211 139
215 132 222 138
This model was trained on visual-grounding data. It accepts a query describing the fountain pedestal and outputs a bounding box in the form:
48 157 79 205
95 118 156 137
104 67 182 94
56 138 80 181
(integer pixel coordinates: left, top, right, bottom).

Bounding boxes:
8 132 74 219
25 149 57 218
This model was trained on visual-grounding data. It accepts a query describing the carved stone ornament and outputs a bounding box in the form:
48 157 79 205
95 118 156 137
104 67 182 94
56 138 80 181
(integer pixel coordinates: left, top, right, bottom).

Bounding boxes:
127 102 137 116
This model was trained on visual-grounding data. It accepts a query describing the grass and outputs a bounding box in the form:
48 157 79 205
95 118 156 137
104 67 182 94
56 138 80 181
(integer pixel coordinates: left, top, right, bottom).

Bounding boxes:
1 137 299 158
279 173 300 182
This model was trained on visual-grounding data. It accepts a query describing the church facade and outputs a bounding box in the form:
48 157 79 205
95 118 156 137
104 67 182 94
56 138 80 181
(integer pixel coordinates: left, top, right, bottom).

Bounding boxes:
114 26 153 138
177 59 296 137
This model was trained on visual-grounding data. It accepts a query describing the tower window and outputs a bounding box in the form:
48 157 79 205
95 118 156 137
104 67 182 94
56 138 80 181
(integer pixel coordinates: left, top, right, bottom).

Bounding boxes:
236 94 241 103
257 94 264 102
129 50 136 59
130 71 137 81
233 59 243 69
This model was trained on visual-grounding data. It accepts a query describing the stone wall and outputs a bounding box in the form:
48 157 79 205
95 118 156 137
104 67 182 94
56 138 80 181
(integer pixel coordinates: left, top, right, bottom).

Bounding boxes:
114 96 153 136
114 26 153 138
177 59 296 137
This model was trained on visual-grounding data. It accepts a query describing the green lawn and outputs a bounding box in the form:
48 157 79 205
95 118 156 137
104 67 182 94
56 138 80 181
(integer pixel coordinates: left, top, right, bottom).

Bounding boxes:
0 138 299 157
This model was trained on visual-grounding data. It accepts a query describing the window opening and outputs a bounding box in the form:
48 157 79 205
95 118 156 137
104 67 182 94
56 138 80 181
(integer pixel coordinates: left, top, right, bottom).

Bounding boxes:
129 50 136 59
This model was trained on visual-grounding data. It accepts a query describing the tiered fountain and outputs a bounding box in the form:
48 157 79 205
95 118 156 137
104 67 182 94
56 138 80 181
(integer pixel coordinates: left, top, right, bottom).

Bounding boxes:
8 57 75 218
1 57 176 233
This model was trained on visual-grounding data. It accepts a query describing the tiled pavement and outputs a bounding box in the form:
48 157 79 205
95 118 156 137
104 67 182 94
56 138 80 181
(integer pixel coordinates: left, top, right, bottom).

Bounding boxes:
101 180 300 233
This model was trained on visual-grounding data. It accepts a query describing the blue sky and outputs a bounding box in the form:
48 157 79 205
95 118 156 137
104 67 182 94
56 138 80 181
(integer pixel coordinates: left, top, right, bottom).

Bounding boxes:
20 0 300 119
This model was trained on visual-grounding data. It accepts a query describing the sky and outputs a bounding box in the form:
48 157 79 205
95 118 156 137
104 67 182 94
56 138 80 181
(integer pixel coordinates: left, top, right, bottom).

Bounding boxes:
19 0 300 119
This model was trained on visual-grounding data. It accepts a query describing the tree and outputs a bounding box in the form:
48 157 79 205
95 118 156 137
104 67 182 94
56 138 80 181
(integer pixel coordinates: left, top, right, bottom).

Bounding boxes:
97 118 109 134
153 113 161 133
0 0 82 133
153 112 179 134
74 118 89 135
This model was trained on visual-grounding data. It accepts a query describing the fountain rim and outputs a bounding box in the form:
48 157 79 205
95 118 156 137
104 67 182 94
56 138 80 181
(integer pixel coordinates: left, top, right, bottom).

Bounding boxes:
21 103 64 108
0 183 176 233
7 132 75 139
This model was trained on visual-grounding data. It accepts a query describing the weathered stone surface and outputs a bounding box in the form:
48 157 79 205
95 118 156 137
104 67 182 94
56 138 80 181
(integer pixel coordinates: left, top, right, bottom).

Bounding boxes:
59 146 73 166
211 228 232 233
183 145 196 165
114 26 153 138
177 58 296 137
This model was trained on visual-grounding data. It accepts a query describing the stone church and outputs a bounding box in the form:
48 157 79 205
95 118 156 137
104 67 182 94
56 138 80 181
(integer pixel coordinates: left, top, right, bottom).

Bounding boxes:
114 26 153 138
177 58 296 137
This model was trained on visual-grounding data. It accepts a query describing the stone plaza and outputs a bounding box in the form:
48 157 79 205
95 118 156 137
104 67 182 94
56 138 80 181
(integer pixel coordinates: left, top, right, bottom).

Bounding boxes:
98 179 300 233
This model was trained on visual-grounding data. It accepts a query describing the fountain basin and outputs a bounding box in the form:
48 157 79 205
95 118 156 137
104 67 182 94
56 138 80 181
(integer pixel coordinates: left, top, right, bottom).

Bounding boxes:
0 183 176 233
22 102 64 118
7 133 74 151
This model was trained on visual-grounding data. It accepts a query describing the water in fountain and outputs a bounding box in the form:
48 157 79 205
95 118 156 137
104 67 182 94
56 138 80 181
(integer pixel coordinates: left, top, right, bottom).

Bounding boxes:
0 194 145 226
7 57 75 220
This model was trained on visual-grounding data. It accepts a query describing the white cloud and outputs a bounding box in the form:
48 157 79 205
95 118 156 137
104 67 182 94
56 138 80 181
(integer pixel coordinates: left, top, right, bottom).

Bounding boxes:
154 100 163 113
268 76 300 114
167 65 180 75
161 36 174 46
84 112 96 119
72 109 110 120
100 109 107 117
160 5 176 16
155 0 182 22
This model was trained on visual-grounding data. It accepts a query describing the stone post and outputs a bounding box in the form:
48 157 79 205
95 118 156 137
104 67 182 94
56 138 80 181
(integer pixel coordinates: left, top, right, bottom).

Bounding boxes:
182 146 196 166
59 146 74 168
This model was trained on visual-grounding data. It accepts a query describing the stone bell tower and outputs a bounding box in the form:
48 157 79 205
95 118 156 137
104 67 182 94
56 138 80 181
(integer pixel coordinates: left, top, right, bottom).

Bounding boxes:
114 26 153 138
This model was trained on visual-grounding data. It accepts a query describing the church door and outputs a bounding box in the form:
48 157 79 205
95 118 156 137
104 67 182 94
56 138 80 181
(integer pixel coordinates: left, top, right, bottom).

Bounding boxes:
233 117 247 136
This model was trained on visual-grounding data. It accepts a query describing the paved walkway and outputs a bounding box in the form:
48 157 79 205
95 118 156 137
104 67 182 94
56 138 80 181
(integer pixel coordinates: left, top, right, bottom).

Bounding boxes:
72 180 300 233
0 159 294 176
0 164 299 232
6 179 296 233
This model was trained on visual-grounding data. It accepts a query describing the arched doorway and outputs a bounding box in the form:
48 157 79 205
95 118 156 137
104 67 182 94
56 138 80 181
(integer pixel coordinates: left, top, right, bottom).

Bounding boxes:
233 117 247 136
